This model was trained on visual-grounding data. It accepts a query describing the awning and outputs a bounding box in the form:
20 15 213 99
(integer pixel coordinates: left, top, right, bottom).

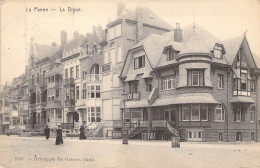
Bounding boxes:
124 99 148 108
152 93 219 106
124 74 138 82
151 96 177 106
230 96 255 103
46 102 63 109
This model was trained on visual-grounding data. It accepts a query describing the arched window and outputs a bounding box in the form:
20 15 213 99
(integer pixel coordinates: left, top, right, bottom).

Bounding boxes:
90 64 100 75
110 42 116 65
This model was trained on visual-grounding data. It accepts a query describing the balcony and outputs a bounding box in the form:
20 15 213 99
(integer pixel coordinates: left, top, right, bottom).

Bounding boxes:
127 92 140 101
39 75 47 88
64 78 75 86
101 63 111 73
65 99 75 107
85 74 102 82
62 123 74 129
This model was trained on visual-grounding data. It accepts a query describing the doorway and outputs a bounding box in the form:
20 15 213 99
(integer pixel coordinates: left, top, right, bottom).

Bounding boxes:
236 132 242 141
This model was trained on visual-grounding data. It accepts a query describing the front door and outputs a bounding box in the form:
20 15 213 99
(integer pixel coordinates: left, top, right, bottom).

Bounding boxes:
165 111 170 122
236 132 242 141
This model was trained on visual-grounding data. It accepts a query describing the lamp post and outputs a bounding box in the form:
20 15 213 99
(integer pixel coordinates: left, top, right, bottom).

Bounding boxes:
121 90 128 144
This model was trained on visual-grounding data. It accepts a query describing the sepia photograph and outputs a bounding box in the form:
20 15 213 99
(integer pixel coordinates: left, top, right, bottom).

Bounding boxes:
0 0 260 168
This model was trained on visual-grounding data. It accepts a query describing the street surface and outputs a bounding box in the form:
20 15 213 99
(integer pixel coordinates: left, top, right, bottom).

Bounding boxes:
0 135 260 168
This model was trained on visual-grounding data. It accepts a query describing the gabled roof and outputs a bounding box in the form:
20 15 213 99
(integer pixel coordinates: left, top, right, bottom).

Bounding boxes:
33 43 59 61
115 7 173 31
222 34 244 65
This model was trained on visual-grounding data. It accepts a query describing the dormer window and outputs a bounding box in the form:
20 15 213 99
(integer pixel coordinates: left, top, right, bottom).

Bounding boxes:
166 48 174 61
134 55 145 69
214 46 223 59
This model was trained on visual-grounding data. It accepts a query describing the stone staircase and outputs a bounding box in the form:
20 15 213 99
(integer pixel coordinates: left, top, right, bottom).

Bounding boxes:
86 122 103 137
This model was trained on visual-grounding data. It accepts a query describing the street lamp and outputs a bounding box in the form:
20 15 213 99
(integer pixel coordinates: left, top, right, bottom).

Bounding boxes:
121 90 128 144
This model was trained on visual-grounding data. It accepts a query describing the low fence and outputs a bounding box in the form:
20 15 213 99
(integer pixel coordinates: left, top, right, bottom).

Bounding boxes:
107 130 122 139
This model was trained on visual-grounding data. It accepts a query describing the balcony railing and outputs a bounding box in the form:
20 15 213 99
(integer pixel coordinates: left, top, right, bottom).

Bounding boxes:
101 63 111 73
64 78 75 86
127 92 140 101
85 74 102 82
61 123 74 129
65 99 75 107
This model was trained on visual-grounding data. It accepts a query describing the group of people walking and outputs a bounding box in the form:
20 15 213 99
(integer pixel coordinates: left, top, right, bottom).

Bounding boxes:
44 125 87 145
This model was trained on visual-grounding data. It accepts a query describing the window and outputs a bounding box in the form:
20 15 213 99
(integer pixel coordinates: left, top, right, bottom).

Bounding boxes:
187 70 204 86
214 46 223 59
117 46 122 63
55 89 59 97
93 45 97 54
182 104 191 121
70 67 74 78
191 104 200 121
86 44 89 55
76 86 79 100
130 82 138 93
146 79 152 92
219 133 223 141
218 74 224 89
134 56 145 69
234 104 242 122
241 73 247 90
250 106 255 122
96 107 101 122
162 76 175 90
110 43 116 65
200 104 208 121
82 71 87 80
187 130 203 141
96 85 101 98
215 104 225 121
166 48 174 60
87 106 101 123
104 51 108 64
250 80 256 92
107 24 122 40
65 69 68 79
82 83 87 99
76 65 79 79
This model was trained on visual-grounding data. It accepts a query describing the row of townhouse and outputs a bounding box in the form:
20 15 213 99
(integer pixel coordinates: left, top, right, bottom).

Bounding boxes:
1 3 259 142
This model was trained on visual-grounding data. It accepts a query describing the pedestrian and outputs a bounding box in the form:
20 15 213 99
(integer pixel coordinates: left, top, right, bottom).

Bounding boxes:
79 125 86 140
44 125 50 140
56 125 63 145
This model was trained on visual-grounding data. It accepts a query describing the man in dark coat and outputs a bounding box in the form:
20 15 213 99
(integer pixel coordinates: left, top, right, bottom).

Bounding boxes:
44 125 50 140
56 125 63 145
79 125 87 140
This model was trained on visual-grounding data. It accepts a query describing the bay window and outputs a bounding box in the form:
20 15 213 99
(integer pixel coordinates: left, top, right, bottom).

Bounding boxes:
191 104 200 121
162 76 175 90
241 73 247 90
82 83 87 99
187 70 204 86
182 104 191 121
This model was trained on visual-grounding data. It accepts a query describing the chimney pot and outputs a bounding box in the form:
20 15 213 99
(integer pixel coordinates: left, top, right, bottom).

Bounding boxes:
174 23 183 42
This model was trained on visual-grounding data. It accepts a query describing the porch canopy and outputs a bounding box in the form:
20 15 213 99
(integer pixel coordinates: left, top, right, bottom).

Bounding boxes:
230 96 255 103
124 99 148 108
152 93 219 106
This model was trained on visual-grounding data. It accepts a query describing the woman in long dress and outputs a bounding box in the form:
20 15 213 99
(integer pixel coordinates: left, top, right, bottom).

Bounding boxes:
79 125 86 140
56 125 63 145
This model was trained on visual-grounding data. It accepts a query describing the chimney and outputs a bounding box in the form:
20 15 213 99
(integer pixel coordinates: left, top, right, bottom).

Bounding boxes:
136 7 144 42
73 31 79 38
117 2 126 16
174 23 183 42
60 30 67 50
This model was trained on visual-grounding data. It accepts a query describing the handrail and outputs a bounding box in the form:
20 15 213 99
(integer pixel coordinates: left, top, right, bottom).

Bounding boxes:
166 121 178 136
128 119 140 136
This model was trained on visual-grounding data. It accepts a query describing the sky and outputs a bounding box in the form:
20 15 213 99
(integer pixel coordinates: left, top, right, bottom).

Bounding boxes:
1 0 260 85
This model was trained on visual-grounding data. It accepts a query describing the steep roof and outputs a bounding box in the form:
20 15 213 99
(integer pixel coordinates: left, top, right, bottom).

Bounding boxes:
222 34 244 65
116 7 173 31
253 53 260 68
66 35 86 51
33 43 59 61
